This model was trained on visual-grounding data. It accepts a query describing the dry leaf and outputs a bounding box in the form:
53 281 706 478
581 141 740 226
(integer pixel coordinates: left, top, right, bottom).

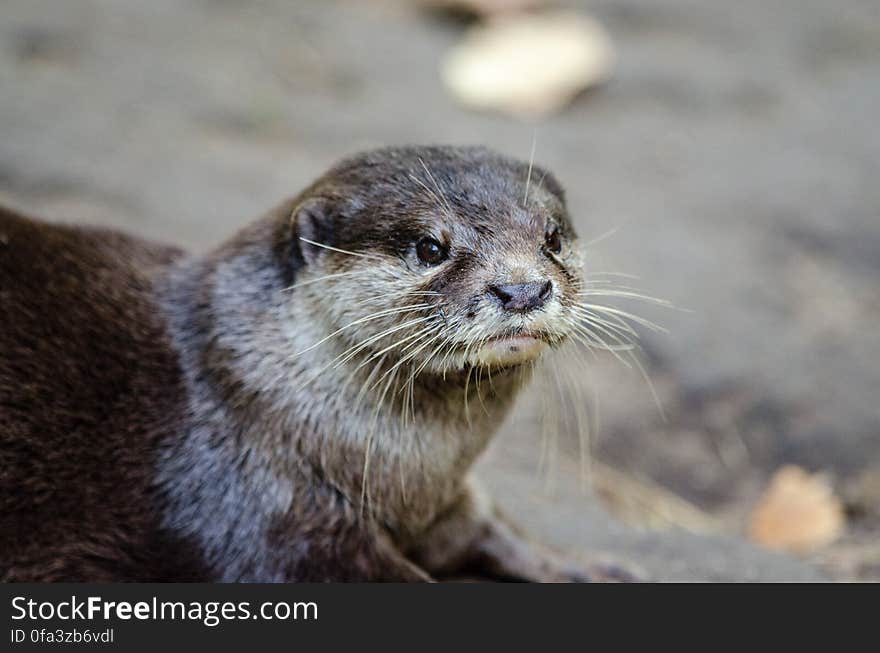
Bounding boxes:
441 11 614 117
748 465 845 555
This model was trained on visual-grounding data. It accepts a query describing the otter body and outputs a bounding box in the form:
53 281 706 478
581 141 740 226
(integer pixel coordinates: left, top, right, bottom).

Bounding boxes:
1 146 625 582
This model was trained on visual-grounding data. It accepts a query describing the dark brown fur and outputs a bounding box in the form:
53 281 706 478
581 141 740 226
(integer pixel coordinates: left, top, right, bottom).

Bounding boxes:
0 210 209 580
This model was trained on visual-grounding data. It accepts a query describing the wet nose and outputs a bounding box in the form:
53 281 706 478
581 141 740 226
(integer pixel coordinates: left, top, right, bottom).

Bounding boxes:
487 280 553 313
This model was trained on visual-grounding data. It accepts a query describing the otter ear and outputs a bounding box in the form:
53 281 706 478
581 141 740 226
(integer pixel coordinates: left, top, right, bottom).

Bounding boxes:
291 197 334 266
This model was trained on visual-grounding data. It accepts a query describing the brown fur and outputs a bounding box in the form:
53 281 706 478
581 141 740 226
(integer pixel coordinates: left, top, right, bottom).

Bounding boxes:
0 209 208 580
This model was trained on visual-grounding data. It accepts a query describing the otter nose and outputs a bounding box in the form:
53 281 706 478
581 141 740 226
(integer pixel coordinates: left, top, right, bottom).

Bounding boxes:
488 280 553 313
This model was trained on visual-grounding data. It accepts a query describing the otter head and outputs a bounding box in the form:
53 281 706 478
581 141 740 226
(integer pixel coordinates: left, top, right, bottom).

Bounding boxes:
290 146 584 377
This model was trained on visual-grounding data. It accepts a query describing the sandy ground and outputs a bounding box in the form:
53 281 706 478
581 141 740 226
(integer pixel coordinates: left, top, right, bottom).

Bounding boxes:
3 0 879 580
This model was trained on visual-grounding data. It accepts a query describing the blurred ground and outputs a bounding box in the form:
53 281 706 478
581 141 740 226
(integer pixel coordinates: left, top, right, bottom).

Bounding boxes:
2 0 878 580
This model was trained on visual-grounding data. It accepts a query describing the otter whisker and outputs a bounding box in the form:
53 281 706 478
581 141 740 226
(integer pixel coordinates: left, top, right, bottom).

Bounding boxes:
459 321 485 366
567 315 637 352
282 269 365 292
355 289 441 307
295 315 434 393
408 173 454 222
455 322 494 411
577 302 668 334
567 316 636 369
437 330 466 379
401 329 455 390
565 329 602 360
556 345 595 491
579 270 642 281
378 332 445 399
569 318 637 369
351 353 388 419
534 167 550 198
523 131 537 207
463 365 473 428
573 311 642 349
353 324 440 379
581 227 619 249
485 359 497 394
569 336 600 464
459 327 497 415
361 360 402 516
576 284 665 301
299 237 384 261
570 313 661 426
416 157 456 219
392 319 453 361
369 324 445 392
546 358 571 492
337 317 435 369
571 307 640 344
571 307 667 421
535 358 552 481
291 304 433 358
569 308 638 345
628 348 666 421
474 364 491 417
402 371 416 429
578 289 674 308
572 303 650 338
424 314 471 374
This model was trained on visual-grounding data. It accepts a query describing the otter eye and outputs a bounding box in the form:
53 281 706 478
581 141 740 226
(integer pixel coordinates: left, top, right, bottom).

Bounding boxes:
416 237 447 265
545 226 562 254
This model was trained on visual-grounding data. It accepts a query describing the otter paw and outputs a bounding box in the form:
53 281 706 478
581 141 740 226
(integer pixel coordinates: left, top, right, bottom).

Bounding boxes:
543 558 643 583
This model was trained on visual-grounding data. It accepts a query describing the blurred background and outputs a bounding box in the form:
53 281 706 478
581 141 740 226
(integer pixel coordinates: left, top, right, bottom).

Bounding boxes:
1 0 878 580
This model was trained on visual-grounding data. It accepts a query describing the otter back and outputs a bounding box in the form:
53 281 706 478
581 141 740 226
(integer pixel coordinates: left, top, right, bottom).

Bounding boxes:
0 206 208 581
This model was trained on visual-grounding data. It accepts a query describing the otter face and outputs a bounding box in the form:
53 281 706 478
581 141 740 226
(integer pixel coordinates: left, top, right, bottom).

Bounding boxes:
292 146 584 375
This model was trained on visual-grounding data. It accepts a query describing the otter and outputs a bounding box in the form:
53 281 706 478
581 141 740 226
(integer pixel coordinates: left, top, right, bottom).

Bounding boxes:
0 145 631 582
